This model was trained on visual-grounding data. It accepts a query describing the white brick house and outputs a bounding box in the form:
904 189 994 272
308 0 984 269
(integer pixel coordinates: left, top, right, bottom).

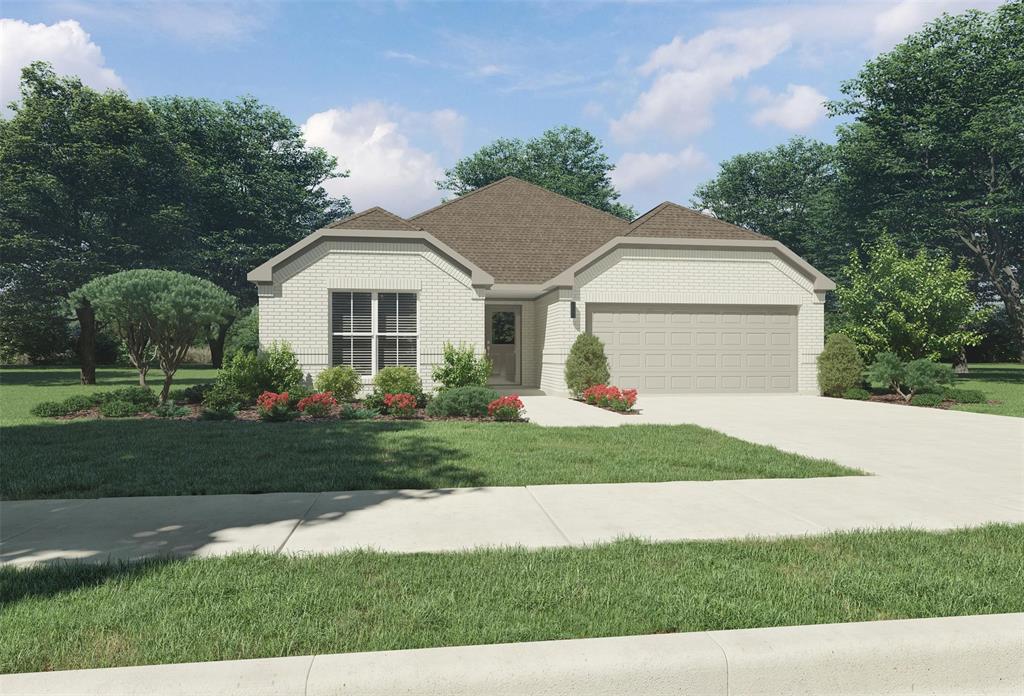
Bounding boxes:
249 177 834 395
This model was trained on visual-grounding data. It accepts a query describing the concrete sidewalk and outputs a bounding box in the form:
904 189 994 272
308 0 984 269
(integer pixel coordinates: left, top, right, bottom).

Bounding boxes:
2 395 1021 564
3 613 1021 695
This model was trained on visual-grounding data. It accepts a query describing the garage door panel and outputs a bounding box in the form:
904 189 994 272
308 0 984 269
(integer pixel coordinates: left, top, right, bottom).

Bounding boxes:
589 304 798 394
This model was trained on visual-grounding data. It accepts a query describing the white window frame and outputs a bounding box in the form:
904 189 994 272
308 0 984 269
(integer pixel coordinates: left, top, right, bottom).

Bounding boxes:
330 290 419 376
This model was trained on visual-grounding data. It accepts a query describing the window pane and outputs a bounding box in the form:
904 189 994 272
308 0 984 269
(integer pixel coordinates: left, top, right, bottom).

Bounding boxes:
332 335 372 375
378 292 397 333
352 292 372 333
491 311 516 345
331 292 351 333
397 293 417 333
377 336 397 368
331 335 349 366
398 337 417 367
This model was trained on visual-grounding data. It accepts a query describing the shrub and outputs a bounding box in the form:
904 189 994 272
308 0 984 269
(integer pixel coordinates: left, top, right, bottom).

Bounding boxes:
910 392 945 408
339 404 378 420
30 401 71 418
867 353 954 402
286 384 313 409
942 387 987 404
431 343 491 390
297 392 337 418
182 383 214 404
866 352 907 395
488 394 524 421
583 384 638 412
100 400 136 418
362 391 386 413
383 392 417 418
426 386 499 418
152 402 190 418
904 359 954 395
841 387 871 401
202 382 243 411
61 394 95 412
565 334 610 398
817 334 864 396
96 386 159 409
218 343 303 402
200 405 237 420
373 366 422 398
256 391 297 422
314 366 362 402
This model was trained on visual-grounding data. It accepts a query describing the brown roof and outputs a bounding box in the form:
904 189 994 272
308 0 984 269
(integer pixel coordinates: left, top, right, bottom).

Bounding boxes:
626 202 766 240
327 207 421 231
410 177 629 284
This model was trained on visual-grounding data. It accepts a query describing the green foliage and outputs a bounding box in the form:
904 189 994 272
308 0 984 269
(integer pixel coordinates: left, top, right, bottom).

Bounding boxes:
431 343 492 391
904 359 955 395
426 386 500 418
841 387 871 401
182 383 214 404
199 406 238 421
437 126 635 219
339 404 378 420
816 334 865 396
223 308 259 364
217 343 303 402
96 386 159 409
61 394 95 412
373 367 422 398
942 387 987 404
564 334 611 399
99 400 137 418
866 352 907 395
314 366 363 402
835 236 988 361
867 352 954 401
910 393 944 408
202 382 243 412
30 401 72 418
152 402 190 418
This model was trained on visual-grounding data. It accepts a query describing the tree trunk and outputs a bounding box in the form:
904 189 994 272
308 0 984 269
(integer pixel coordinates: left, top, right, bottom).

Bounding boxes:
160 372 174 404
953 349 969 375
76 301 97 385
208 320 232 369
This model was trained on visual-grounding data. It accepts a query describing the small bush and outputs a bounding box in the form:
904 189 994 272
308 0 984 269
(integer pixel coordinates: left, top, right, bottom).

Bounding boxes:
256 391 297 422
339 404 378 420
96 386 158 409
202 382 243 411
817 334 864 396
314 366 363 402
431 343 491 391
910 392 945 408
383 392 417 418
152 402 190 418
426 386 499 418
285 385 313 409
297 392 337 418
182 383 214 404
488 394 524 421
200 406 237 421
100 399 137 418
565 334 610 398
942 387 987 404
904 359 954 396
362 391 386 412
61 394 95 412
866 352 906 394
583 384 638 411
373 366 422 398
841 387 871 401
30 401 72 418
218 343 303 402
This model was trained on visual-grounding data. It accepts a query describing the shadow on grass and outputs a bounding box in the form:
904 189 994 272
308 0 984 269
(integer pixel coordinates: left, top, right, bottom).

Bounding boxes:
0 366 217 388
958 365 1024 385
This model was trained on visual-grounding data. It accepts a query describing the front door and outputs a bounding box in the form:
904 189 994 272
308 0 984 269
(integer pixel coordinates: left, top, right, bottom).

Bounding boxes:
486 305 520 385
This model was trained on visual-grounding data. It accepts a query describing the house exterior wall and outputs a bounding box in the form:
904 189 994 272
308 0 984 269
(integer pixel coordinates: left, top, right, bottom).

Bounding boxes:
537 247 827 395
257 238 484 390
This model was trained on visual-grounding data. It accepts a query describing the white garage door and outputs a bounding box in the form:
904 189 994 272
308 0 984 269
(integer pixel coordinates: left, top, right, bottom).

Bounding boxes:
588 304 798 394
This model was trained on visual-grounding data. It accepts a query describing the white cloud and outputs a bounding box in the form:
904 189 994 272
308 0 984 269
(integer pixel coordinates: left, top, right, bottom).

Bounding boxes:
610 24 791 140
612 147 709 194
472 64 509 77
53 1 269 43
869 0 1001 50
750 84 827 131
0 19 124 112
301 102 465 216
384 50 429 65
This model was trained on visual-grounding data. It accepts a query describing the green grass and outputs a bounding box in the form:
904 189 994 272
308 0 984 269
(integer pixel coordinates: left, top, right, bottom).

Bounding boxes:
1 525 1020 673
950 363 1024 418
0 367 857 499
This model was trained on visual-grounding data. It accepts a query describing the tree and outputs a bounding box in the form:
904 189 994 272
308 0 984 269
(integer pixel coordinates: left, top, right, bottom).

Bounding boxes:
830 1 1024 360
691 138 850 277
437 126 635 219
74 270 235 401
835 236 988 361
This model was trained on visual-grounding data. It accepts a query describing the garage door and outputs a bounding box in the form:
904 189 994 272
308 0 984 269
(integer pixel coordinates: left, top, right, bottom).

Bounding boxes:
588 304 798 394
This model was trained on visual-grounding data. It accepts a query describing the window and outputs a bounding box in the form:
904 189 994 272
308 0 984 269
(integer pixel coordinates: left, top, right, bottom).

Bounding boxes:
331 291 417 375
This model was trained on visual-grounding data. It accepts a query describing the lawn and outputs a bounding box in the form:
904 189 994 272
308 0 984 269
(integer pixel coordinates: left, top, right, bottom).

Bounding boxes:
1 525 1020 673
0 367 856 499
950 363 1024 418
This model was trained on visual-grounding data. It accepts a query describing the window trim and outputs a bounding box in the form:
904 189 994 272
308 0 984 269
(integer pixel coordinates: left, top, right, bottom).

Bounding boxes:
329 290 419 377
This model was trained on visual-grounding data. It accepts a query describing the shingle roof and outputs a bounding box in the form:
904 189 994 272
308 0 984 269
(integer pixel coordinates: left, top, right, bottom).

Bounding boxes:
326 207 422 231
626 202 766 240
410 177 629 284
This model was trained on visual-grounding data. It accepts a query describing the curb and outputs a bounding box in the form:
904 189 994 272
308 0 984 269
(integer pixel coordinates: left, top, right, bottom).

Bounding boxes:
2 613 1022 695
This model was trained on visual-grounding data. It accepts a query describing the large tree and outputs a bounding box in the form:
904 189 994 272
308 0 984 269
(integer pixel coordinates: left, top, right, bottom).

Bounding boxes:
831 1 1024 359
437 125 635 219
691 137 848 277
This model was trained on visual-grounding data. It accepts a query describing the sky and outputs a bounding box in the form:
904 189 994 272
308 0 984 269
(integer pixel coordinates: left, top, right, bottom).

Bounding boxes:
0 0 1005 217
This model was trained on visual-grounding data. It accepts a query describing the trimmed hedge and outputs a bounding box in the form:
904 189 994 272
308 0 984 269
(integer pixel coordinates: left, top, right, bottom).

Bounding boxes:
426 386 499 418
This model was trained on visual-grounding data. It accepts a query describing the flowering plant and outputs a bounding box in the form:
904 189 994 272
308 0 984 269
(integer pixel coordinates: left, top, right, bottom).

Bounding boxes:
383 392 417 418
297 392 337 418
256 391 296 421
582 384 638 412
488 394 524 421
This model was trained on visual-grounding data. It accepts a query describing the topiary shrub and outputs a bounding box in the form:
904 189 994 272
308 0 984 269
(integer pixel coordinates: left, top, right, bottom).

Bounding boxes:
314 366 363 402
30 401 72 418
61 394 95 412
426 386 499 418
817 334 865 396
910 392 944 408
565 333 610 399
431 343 492 391
942 387 987 404
373 366 422 398
841 387 871 401
100 399 137 418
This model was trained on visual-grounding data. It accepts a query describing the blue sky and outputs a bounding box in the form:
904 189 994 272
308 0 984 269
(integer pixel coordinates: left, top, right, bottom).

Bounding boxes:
0 0 1003 216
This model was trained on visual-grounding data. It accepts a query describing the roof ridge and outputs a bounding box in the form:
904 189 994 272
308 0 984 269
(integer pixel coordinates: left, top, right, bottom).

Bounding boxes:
627 201 767 240
408 176 517 221
625 201 673 236
327 206 420 230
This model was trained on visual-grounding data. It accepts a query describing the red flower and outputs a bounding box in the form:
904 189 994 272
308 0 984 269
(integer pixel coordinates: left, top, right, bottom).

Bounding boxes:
488 394 524 421
582 384 637 411
383 392 417 418
257 391 290 411
297 392 337 415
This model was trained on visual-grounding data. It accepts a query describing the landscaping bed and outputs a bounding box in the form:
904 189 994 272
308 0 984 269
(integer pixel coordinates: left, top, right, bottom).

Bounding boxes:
1 525 1020 673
